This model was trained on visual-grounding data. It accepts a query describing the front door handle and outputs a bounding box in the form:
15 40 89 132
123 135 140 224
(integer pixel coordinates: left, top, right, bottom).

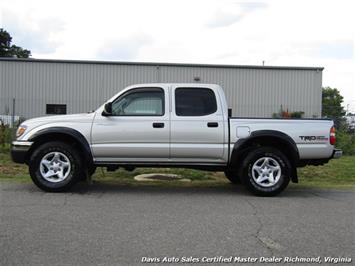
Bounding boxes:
207 122 218 128
153 122 164 128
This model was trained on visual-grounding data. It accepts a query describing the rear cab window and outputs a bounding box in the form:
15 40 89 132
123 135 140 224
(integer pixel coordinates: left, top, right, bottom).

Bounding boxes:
175 88 217 116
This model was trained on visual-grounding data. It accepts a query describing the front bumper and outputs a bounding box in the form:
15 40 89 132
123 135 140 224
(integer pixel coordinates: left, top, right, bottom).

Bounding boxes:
11 141 33 164
332 148 343 159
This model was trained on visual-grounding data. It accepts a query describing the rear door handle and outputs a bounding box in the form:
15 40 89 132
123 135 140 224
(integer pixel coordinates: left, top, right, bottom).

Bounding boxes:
153 122 164 128
207 122 218 128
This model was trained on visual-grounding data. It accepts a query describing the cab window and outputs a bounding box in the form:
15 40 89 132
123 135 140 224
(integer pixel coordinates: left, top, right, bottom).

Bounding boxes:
111 88 165 116
175 88 217 116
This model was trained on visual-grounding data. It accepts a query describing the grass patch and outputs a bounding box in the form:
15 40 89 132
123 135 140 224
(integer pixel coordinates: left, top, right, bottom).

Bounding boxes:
0 148 29 183
1 149 354 189
295 156 355 189
91 167 229 187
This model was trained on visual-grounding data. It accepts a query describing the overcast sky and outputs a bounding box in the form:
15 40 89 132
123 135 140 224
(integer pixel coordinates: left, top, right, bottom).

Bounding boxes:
1 0 354 112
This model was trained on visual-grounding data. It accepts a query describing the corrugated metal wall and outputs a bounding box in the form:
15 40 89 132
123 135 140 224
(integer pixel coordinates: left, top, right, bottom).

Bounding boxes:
0 59 322 119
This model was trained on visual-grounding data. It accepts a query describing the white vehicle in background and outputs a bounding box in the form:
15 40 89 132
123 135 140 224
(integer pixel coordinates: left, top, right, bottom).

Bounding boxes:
12 83 342 196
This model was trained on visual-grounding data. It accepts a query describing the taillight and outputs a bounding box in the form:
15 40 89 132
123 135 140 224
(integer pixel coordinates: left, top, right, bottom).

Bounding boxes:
330 126 336 145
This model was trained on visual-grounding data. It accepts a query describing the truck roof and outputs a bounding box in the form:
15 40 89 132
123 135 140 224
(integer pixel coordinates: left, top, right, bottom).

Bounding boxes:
126 83 221 88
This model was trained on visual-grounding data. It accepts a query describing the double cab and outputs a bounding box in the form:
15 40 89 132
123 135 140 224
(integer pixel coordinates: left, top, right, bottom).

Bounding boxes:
11 83 342 196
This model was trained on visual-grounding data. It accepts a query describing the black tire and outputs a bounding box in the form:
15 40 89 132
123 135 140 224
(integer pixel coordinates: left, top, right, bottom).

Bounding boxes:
224 169 242 184
78 165 96 182
29 141 86 192
88 166 97 176
240 146 291 196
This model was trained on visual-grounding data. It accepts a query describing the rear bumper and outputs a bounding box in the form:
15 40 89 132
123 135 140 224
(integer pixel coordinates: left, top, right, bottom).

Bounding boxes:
297 148 342 167
11 141 33 164
332 148 342 159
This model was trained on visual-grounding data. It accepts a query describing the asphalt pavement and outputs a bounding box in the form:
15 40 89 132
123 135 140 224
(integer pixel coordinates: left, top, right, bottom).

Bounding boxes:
0 182 354 265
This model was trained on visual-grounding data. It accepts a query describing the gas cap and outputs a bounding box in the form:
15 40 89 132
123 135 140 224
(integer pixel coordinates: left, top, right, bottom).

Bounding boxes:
236 126 250 138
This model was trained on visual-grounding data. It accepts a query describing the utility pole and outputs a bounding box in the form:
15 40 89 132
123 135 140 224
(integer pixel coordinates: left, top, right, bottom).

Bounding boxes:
11 98 15 128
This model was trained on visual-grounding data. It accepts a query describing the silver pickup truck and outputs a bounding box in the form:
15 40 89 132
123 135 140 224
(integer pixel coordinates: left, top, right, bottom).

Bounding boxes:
11 83 342 196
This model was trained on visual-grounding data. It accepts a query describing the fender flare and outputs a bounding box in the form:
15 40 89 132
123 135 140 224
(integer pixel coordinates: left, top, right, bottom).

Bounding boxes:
230 130 299 182
28 127 93 165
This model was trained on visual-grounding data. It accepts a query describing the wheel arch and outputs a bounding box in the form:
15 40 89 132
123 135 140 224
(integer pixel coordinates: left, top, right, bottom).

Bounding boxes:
27 127 93 166
230 130 299 183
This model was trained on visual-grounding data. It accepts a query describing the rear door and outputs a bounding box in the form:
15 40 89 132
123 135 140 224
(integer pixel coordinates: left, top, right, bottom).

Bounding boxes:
170 86 226 163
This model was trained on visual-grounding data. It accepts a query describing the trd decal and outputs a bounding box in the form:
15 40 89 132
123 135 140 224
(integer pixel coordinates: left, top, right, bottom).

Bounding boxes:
299 136 328 141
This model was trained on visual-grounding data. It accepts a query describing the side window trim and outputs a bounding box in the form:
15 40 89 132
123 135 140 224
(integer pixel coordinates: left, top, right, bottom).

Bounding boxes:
111 87 165 117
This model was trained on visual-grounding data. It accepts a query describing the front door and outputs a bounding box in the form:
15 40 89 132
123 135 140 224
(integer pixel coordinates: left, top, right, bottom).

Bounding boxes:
91 86 170 163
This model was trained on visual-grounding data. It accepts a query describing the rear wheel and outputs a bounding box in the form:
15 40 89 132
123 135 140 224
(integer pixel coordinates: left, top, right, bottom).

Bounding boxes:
224 169 241 184
29 141 85 192
241 147 291 196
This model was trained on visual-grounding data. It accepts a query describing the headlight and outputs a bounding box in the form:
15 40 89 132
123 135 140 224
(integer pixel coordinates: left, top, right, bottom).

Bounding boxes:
16 125 27 138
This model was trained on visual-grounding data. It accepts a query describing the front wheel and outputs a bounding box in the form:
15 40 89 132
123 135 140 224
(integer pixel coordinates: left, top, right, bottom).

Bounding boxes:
29 141 85 192
241 147 291 196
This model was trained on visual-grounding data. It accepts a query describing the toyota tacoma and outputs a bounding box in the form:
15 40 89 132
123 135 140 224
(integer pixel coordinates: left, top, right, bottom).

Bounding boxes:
11 83 342 196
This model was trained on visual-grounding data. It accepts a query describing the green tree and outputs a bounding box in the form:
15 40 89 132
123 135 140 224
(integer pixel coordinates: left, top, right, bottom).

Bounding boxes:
322 87 346 128
0 29 31 58
322 87 346 118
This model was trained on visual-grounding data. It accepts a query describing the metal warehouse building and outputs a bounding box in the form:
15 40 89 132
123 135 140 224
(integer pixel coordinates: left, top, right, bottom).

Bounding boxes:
0 58 323 119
